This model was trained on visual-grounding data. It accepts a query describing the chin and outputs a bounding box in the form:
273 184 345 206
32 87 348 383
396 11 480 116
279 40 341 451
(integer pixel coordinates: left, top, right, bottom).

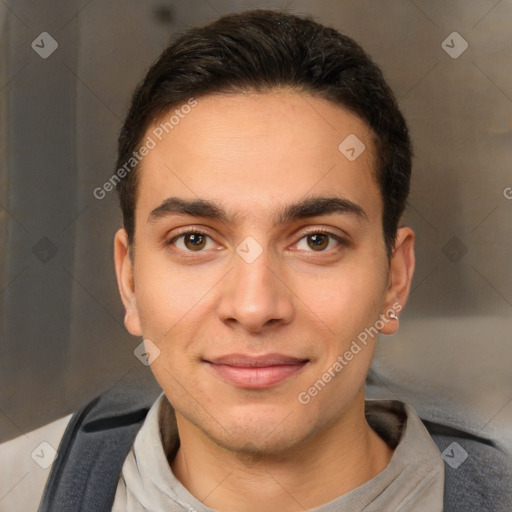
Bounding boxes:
207 402 317 455
215 423 305 457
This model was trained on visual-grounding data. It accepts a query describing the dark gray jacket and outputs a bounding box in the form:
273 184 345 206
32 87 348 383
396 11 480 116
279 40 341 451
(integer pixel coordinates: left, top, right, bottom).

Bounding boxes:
37 386 512 512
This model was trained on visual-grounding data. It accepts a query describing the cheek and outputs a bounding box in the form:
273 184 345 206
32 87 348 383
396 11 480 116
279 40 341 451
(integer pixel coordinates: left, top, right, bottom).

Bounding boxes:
291 259 387 335
133 252 217 335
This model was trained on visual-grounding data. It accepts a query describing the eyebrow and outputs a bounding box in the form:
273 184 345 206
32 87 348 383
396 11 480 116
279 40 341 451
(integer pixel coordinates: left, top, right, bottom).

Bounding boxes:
147 196 367 225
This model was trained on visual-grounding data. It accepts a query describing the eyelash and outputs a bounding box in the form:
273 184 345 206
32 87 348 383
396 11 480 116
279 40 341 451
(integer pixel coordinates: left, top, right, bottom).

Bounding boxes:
296 229 349 251
166 228 348 254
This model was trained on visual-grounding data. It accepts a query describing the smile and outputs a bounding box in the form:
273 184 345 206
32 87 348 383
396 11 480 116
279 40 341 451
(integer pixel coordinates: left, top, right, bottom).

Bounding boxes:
203 354 309 389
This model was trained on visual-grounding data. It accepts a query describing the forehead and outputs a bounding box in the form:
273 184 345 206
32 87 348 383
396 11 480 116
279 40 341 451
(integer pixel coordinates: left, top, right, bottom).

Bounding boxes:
135 91 382 226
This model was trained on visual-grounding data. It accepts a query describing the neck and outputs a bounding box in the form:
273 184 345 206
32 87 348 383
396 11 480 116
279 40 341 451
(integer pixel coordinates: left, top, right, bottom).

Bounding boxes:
168 394 393 511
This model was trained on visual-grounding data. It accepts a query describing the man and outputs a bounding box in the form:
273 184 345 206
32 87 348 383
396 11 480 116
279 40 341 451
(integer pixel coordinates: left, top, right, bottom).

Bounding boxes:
1 9 510 512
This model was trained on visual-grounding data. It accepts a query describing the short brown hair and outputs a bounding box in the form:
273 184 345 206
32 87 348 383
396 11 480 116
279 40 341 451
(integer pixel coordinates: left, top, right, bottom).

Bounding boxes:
116 9 411 256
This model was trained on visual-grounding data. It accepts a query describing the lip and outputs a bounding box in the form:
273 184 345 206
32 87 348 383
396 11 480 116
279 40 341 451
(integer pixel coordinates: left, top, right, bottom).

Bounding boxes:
204 353 309 389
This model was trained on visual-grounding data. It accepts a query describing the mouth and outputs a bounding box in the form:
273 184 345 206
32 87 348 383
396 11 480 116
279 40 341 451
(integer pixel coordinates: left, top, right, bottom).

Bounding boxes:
203 353 310 389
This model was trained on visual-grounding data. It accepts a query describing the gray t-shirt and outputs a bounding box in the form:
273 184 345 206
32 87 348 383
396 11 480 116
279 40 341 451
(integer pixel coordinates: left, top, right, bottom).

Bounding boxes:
112 395 444 511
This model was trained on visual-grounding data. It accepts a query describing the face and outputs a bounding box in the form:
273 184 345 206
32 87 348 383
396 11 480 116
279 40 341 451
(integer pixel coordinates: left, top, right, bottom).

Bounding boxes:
115 90 414 455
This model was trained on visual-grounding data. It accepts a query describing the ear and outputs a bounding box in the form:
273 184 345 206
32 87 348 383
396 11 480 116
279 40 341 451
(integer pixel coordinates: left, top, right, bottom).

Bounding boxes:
114 228 142 337
379 227 415 335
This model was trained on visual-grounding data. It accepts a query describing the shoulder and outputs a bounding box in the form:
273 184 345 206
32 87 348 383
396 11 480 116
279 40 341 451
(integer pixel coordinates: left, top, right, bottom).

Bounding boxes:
423 420 512 512
0 414 72 512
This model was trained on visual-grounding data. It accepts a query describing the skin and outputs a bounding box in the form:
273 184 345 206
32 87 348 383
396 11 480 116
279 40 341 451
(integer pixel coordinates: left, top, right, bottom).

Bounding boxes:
114 89 415 511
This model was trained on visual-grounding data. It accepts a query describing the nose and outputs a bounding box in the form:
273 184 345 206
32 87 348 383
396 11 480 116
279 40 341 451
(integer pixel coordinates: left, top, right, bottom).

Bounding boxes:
216 247 295 333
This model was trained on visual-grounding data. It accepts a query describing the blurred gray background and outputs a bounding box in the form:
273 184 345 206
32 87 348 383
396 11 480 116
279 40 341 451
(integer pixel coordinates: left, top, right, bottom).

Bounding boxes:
0 0 511 452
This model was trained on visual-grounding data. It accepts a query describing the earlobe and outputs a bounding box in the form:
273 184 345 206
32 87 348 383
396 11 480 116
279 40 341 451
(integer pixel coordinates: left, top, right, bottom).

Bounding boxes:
113 228 142 336
379 227 415 335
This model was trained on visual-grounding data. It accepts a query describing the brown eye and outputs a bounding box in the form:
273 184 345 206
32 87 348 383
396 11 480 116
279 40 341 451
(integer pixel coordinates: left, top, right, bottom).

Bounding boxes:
295 231 344 253
184 233 207 251
307 233 329 251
